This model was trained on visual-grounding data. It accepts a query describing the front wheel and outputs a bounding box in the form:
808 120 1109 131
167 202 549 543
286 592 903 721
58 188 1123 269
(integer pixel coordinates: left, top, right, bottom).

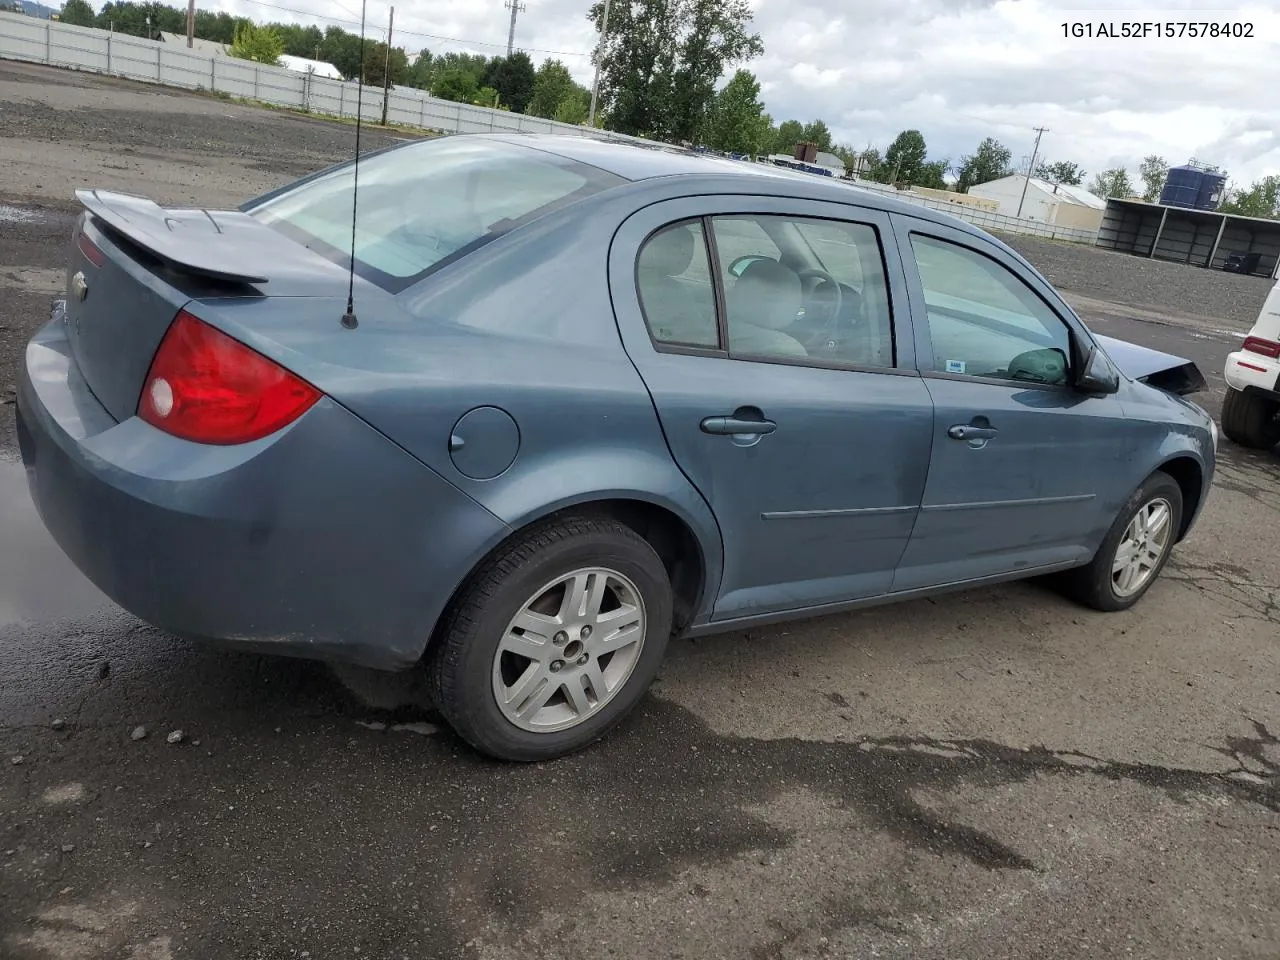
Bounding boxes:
1220 386 1280 449
1061 472 1183 612
428 516 673 762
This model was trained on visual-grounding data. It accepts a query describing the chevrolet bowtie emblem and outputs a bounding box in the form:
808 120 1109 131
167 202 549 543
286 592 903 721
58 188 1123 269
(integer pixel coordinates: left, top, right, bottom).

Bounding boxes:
72 270 88 302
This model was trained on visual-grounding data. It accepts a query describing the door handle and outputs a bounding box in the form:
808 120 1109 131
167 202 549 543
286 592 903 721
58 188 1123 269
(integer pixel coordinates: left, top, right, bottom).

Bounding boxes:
701 415 777 436
948 424 998 441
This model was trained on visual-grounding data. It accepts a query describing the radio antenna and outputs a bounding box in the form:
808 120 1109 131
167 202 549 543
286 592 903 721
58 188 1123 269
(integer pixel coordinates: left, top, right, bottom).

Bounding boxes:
340 0 369 330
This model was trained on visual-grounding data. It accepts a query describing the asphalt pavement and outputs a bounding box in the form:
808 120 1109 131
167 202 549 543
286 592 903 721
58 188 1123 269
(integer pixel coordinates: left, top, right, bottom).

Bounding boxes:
1 60 1279 960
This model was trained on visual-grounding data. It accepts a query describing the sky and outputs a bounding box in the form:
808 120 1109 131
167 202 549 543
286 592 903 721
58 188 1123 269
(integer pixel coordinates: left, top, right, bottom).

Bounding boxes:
218 0 1280 189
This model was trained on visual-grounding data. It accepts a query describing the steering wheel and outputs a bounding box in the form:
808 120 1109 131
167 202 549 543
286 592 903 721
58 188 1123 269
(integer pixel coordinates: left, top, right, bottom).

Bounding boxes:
795 267 845 351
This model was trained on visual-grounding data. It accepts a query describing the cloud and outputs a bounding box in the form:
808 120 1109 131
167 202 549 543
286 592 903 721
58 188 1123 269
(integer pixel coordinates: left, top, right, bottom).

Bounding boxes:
223 0 1280 185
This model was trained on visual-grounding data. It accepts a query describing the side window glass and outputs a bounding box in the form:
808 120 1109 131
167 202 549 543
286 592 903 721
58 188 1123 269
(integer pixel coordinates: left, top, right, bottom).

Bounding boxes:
710 214 896 369
910 234 1072 386
636 220 720 349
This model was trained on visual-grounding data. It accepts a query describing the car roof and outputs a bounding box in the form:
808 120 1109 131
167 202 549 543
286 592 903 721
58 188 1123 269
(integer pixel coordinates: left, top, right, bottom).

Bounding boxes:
480 133 982 236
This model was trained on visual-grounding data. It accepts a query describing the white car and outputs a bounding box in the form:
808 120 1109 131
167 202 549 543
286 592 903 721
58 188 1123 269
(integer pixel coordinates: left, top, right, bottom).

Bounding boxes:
1222 279 1280 449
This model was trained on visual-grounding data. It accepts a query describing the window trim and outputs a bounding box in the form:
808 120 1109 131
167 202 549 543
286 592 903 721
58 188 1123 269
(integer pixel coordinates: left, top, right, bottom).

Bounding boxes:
635 210 904 375
905 228 1082 392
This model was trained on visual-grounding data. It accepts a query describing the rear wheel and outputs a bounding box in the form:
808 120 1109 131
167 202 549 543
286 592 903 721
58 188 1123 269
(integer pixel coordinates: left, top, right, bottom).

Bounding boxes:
428 516 673 762
1220 386 1280 449
1061 471 1183 612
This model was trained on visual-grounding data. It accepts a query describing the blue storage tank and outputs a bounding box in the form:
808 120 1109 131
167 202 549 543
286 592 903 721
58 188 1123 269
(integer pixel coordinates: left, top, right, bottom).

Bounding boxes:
1159 162 1227 210
1196 170 1227 210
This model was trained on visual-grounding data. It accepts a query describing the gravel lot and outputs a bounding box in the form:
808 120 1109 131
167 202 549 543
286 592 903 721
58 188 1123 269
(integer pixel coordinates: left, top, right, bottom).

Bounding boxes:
1 59 1278 960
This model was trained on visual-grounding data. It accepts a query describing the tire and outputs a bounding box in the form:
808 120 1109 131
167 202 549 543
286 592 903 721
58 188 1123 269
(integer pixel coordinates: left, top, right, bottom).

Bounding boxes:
1061 471 1183 613
1220 386 1280 449
427 516 673 762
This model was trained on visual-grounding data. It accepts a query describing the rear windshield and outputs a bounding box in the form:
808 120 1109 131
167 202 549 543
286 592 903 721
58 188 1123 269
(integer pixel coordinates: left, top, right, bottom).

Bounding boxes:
249 137 625 292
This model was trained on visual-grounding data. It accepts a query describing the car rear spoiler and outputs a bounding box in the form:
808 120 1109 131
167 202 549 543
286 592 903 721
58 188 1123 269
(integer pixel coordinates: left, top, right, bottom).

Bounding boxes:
1093 333 1207 397
75 188 344 286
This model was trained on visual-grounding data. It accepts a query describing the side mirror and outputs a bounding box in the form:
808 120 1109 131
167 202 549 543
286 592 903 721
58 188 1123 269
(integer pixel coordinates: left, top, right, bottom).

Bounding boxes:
1076 344 1120 395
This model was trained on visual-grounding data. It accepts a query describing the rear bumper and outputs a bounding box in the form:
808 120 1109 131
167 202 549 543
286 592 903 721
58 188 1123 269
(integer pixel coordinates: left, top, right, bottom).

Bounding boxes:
1224 350 1280 399
16 313 510 670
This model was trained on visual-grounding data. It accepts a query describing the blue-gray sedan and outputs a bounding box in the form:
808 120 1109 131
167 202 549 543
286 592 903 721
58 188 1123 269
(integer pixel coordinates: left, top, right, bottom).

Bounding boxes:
16 133 1217 761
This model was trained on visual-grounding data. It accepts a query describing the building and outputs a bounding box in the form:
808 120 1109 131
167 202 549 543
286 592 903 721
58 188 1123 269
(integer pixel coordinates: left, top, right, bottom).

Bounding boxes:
1095 198 1280 279
278 54 342 79
157 32 341 79
967 175 1107 230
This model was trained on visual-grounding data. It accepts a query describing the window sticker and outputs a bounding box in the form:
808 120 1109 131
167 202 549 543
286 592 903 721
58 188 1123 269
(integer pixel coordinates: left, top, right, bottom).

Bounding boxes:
945 359 967 374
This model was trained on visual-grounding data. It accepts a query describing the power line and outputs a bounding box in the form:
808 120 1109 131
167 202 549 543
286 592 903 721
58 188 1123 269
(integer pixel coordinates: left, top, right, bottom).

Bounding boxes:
225 0 591 56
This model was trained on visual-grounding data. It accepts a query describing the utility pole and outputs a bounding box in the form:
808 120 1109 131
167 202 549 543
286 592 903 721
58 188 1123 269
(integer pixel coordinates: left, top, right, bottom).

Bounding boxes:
185 0 194 47
1016 126 1049 218
380 5 393 126
587 0 612 129
504 0 526 57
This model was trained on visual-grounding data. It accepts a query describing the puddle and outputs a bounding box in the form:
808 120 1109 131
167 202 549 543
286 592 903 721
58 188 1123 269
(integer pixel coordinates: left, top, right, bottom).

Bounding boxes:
0 457 110 627
0 204 44 224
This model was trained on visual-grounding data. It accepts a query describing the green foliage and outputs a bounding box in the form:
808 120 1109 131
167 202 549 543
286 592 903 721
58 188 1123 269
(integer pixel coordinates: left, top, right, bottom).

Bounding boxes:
1088 168 1136 199
703 69 769 155
587 0 763 142
916 158 950 190
1220 176 1280 219
1034 159 1085 186
1137 154 1169 202
800 120 832 154
361 41 408 88
229 20 284 67
770 119 804 155
528 59 579 119
432 67 480 105
875 129 929 184
553 88 591 125
955 137 1012 192
483 53 536 114
59 0 96 28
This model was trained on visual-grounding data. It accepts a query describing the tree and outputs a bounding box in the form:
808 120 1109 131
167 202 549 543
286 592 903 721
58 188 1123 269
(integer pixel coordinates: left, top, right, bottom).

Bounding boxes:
1034 159 1085 186
954 137 1012 192
319 25 363 80
528 59 579 118
800 119 832 154
917 158 950 190
1138 154 1169 202
771 119 804 155
1220 176 1280 219
360 41 408 88
484 52 536 114
587 0 763 141
431 67 480 104
876 129 929 184
405 49 434 90
703 69 769 155
59 0 95 28
1088 168 1135 199
229 20 283 67
554 89 591 125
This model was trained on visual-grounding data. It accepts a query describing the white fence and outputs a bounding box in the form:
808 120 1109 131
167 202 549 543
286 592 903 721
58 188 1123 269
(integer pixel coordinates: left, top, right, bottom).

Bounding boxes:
0 12 657 144
0 12 1098 245
845 177 1101 244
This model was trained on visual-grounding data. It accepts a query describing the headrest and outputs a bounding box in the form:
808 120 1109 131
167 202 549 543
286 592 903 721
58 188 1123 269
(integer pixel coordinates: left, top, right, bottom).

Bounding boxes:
641 224 697 278
729 259 803 330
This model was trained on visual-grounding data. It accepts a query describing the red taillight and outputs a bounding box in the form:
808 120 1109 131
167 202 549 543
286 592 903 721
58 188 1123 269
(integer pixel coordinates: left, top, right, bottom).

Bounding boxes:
1243 336 1280 359
77 232 105 267
138 311 321 445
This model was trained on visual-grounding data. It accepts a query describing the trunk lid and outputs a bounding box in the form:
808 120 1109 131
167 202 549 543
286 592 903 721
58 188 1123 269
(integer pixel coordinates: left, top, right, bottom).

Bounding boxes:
64 190 359 423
